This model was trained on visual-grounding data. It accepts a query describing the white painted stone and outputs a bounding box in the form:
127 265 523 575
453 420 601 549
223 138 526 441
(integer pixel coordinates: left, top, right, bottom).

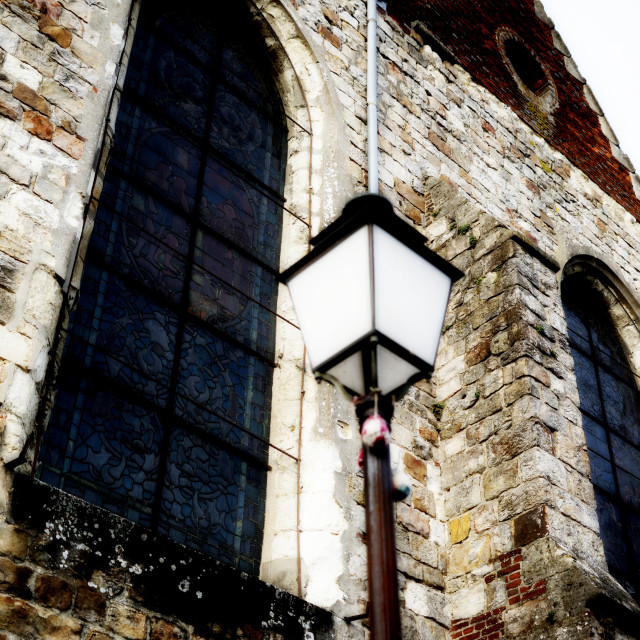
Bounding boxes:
441 431 465 458
2 54 42 90
0 413 26 464
0 23 20 54
405 580 450 627
450 581 485 620
0 326 31 369
2 367 37 427
300 531 345 609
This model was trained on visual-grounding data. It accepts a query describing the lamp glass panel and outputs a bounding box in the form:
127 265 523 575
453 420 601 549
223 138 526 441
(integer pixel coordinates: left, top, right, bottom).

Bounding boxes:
287 226 373 369
326 351 365 397
376 344 421 395
373 225 451 366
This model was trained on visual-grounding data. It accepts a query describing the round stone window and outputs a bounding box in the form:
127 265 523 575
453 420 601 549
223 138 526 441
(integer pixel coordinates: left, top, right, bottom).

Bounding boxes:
497 27 557 111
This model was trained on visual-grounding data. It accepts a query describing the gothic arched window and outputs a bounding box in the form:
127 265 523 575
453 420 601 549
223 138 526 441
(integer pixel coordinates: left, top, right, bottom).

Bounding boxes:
563 271 640 596
37 2 287 575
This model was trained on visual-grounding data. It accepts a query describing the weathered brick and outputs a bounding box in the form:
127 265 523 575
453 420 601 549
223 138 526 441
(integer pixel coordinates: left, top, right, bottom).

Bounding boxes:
106 603 147 640
52 126 84 159
0 557 32 597
12 82 50 116
0 525 30 560
23 110 54 140
321 6 340 26
38 14 72 48
397 502 430 536
150 618 184 640
0 98 18 120
34 574 73 610
75 584 106 621
403 452 426 483
412 485 436 517
318 25 340 49
513 505 548 547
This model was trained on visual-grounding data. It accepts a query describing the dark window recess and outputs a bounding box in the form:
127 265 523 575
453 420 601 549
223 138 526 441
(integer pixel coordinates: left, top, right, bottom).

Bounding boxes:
563 275 640 598
37 2 287 576
504 38 550 98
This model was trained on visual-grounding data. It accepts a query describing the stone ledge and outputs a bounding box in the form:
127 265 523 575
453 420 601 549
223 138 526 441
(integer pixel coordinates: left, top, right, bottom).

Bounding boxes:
10 474 335 639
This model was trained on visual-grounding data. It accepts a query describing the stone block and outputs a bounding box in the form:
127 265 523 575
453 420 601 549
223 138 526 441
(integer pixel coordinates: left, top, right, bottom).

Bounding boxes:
412 485 436 517
397 529 440 568
34 574 73 610
12 82 50 116
23 265 62 342
403 452 426 483
446 475 482 517
0 557 33 597
33 175 63 203
519 447 567 489
487 418 551 467
397 502 430 536
0 96 18 120
150 618 184 640
450 581 486 620
504 597 548 636
0 326 32 369
0 412 27 464
2 54 42 90
473 503 497 533
0 251 23 293
106 603 147 640
449 535 491 577
0 24 20 54
440 445 485 489
0 153 32 185
404 581 450 627
513 505 548 547
52 126 84 159
38 14 72 48
74 583 106 621
0 525 29 560
397 551 425 580
497 477 552 521
69 33 105 68
38 78 82 119
482 458 518 500
449 513 470 544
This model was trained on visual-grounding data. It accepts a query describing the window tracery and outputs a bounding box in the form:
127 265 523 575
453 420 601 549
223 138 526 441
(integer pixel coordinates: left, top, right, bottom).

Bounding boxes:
563 270 640 596
37 2 287 575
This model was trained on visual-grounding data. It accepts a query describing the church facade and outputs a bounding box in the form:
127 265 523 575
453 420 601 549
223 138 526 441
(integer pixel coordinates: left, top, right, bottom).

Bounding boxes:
0 0 639 638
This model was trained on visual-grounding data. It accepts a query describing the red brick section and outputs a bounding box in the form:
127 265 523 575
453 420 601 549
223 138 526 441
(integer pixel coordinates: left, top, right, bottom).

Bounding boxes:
388 0 640 220
450 608 505 640
451 548 548 639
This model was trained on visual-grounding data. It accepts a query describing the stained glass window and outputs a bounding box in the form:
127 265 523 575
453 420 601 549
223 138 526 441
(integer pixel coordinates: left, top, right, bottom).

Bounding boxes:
563 274 640 597
37 2 287 575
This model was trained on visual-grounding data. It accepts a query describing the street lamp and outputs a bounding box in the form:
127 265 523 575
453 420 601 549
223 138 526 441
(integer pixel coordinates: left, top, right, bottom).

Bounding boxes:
282 193 463 639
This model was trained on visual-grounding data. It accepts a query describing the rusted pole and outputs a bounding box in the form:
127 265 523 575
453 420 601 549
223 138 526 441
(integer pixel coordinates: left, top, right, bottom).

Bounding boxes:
357 397 401 640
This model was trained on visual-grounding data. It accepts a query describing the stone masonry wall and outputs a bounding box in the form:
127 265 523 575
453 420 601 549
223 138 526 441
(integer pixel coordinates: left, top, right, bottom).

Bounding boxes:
0 0 640 638
0 0 131 475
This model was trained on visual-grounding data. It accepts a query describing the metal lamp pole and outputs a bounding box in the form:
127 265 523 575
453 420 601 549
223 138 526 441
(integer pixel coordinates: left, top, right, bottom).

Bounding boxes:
356 393 402 640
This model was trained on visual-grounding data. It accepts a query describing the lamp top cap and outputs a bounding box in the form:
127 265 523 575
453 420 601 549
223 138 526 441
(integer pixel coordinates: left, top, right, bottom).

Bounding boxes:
310 193 393 249
310 193 463 283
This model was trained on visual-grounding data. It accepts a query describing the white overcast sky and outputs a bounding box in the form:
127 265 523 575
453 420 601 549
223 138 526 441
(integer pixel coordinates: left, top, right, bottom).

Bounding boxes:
541 0 640 173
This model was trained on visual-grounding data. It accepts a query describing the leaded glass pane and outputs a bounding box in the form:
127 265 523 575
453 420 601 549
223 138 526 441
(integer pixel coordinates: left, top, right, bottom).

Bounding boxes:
563 273 640 597
595 492 628 579
38 1 286 574
572 349 603 420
